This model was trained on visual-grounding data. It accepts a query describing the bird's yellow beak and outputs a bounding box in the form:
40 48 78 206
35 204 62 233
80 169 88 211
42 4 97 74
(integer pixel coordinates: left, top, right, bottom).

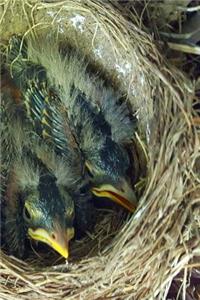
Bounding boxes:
92 180 137 212
28 226 74 259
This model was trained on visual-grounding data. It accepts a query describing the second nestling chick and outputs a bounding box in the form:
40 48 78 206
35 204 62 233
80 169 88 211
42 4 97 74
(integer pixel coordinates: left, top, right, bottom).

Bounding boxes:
70 92 137 212
6 34 138 213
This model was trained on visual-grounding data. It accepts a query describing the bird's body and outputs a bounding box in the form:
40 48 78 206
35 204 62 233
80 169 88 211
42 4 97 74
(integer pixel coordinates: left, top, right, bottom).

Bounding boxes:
6 35 138 213
0 81 94 258
1 34 138 259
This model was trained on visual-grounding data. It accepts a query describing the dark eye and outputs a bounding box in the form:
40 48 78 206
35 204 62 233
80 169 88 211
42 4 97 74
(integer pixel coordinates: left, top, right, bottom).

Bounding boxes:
79 184 90 196
23 206 32 222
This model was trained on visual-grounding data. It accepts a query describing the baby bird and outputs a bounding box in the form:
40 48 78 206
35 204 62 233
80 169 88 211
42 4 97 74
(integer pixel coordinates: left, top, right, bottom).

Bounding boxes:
6 34 138 213
71 92 137 212
0 85 89 259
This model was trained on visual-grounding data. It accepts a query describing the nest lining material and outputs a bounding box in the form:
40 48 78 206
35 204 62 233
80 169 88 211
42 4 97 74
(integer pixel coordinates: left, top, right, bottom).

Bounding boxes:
0 1 199 299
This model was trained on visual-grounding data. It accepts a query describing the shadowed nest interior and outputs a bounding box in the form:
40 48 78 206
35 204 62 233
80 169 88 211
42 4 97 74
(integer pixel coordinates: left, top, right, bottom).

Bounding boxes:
0 1 199 299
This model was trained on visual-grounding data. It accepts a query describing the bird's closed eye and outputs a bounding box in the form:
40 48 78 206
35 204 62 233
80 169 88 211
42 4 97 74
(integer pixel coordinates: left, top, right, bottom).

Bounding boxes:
23 206 32 222
79 185 88 196
79 183 92 196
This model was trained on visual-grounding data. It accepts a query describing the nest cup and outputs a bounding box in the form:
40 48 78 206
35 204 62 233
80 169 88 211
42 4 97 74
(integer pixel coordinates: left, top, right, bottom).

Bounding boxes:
0 1 199 299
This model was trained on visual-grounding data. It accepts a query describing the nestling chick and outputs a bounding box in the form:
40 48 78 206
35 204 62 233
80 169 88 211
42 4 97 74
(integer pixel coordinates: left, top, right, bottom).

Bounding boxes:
0 87 83 259
5 153 75 259
5 38 96 244
6 34 138 212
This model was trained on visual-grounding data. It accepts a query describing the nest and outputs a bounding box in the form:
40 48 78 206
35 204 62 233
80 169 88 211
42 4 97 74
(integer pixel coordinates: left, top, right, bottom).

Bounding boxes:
0 1 199 299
